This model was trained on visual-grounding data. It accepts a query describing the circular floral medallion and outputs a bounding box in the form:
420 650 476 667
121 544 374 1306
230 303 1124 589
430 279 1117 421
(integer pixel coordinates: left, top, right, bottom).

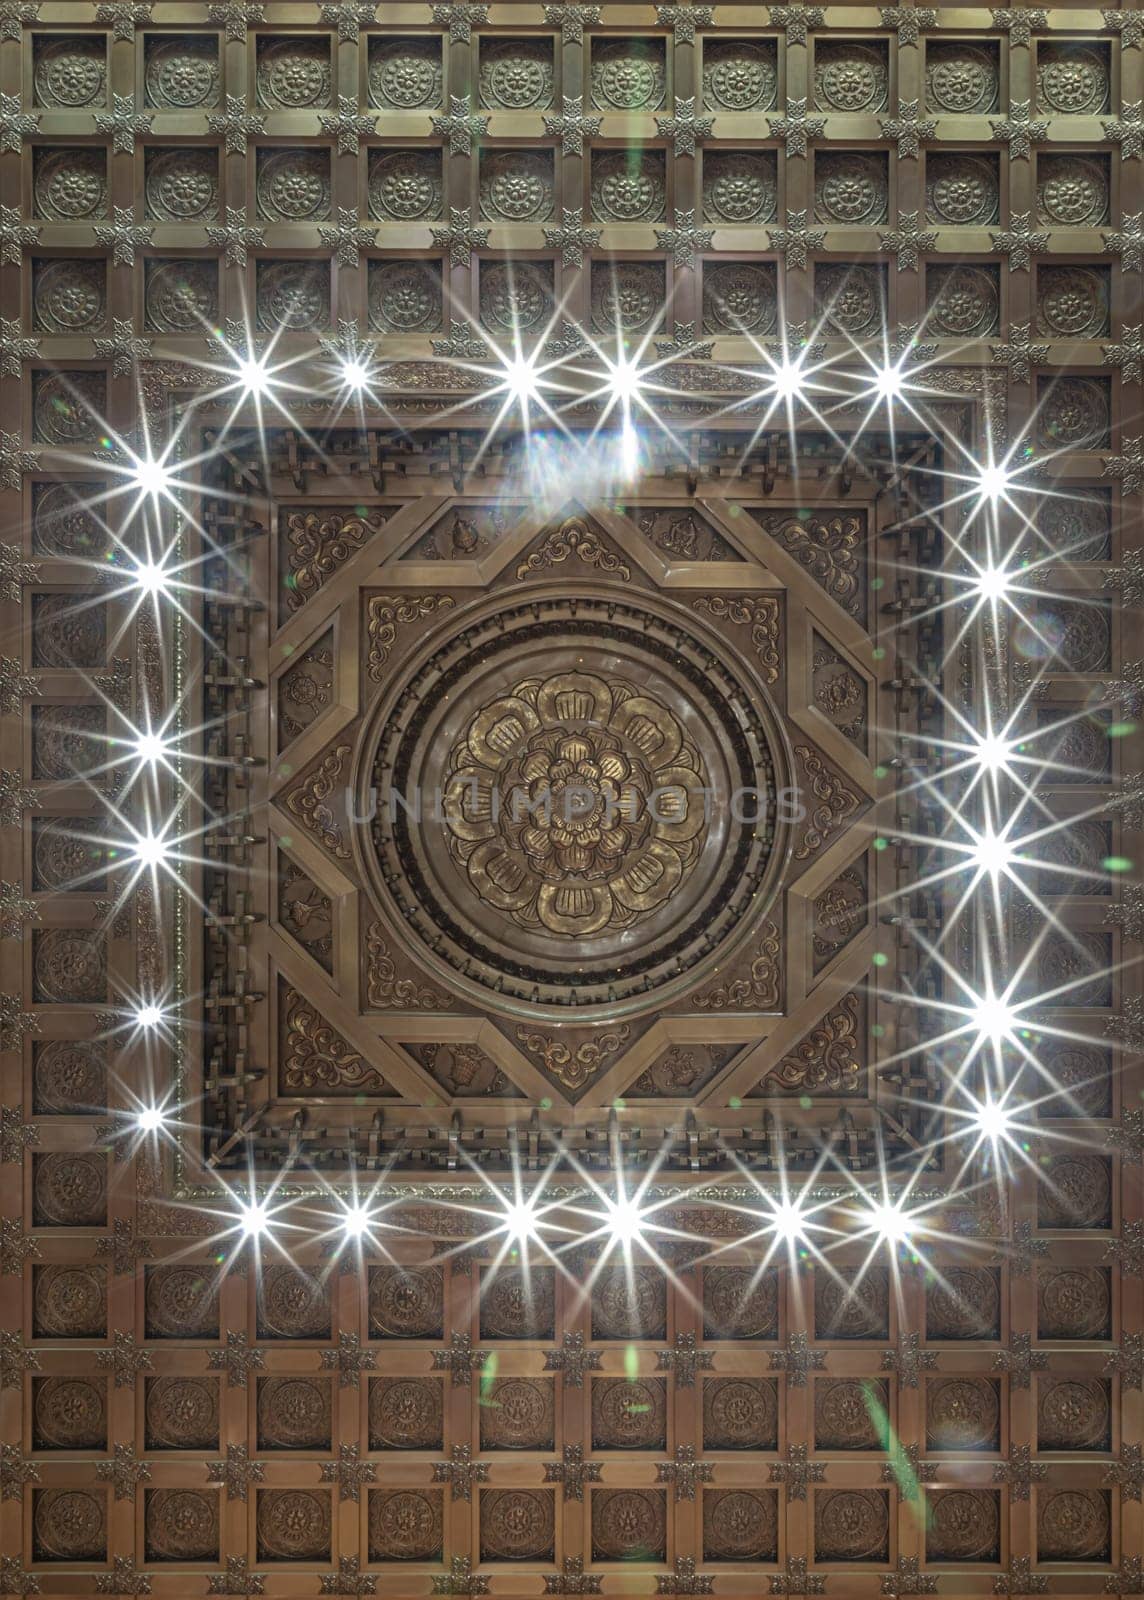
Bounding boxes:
591 150 666 222
480 152 555 222
707 1380 777 1447
146 149 218 222
256 39 331 108
702 262 778 334
33 1376 107 1452
925 42 999 114
33 1265 105 1336
144 38 219 108
814 153 888 225
368 38 443 109
145 261 218 333
256 262 329 331
34 39 106 107
1040 1379 1110 1449
814 42 888 112
370 1490 443 1560
1038 378 1109 451
1040 1268 1110 1339
703 1266 779 1337
595 1380 664 1448
357 593 788 1020
32 489 104 562
591 41 666 111
33 1489 105 1561
929 1490 1000 1561
258 1378 329 1448
704 1491 777 1559
368 150 443 222
370 1379 443 1448
1037 265 1109 338
816 1491 889 1559
257 150 331 222
1038 46 1109 115
927 1378 999 1450
258 1267 329 1339
479 39 554 109
702 41 778 111
927 1268 1000 1340
481 262 553 334
146 1490 218 1562
1038 491 1111 560
368 262 441 333
34 1151 106 1226
1036 155 1109 227
591 263 665 334
816 263 885 337
926 153 999 225
1037 1491 1110 1562
145 1266 217 1338
33 261 105 334
145 1378 218 1450
703 151 777 223
483 1378 552 1447
34 149 108 221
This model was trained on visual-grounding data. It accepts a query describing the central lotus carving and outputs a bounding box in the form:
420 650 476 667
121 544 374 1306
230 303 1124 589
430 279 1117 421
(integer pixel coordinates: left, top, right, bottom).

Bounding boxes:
443 672 706 937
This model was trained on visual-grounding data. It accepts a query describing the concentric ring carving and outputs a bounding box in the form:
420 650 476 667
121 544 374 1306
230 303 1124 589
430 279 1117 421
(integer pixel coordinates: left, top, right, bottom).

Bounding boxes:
358 592 787 1020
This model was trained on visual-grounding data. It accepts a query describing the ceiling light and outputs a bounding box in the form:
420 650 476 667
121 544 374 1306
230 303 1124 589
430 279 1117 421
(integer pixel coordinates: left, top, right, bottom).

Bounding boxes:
768 360 807 402
238 1200 270 1237
237 355 271 397
502 354 540 404
134 1105 168 1134
863 1198 915 1246
129 730 173 766
134 1002 165 1029
766 1197 806 1243
974 462 1013 504
973 1096 1015 1142
130 833 173 869
341 1204 373 1239
340 356 371 391
500 1198 541 1244
972 732 1014 774
129 455 175 497
970 993 1017 1046
974 564 1017 603
130 559 174 599
970 830 1016 877
871 362 905 402
604 1194 647 1246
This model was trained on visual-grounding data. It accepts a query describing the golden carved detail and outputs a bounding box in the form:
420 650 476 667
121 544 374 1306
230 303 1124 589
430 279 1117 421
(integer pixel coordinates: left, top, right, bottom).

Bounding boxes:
793 745 861 860
691 596 781 683
365 922 445 1010
515 516 631 580
693 919 782 1010
284 745 352 859
515 1023 631 1092
444 672 706 938
366 594 455 680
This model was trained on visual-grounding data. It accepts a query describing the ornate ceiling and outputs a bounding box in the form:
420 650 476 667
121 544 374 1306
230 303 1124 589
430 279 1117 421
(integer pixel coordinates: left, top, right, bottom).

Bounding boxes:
0 3 1141 1599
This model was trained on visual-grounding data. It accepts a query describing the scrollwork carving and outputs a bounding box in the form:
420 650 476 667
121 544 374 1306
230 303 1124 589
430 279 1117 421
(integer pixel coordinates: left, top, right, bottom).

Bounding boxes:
591 1489 667 1562
32 1263 107 1337
144 1377 220 1450
814 1490 889 1561
280 985 395 1096
32 1151 107 1226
